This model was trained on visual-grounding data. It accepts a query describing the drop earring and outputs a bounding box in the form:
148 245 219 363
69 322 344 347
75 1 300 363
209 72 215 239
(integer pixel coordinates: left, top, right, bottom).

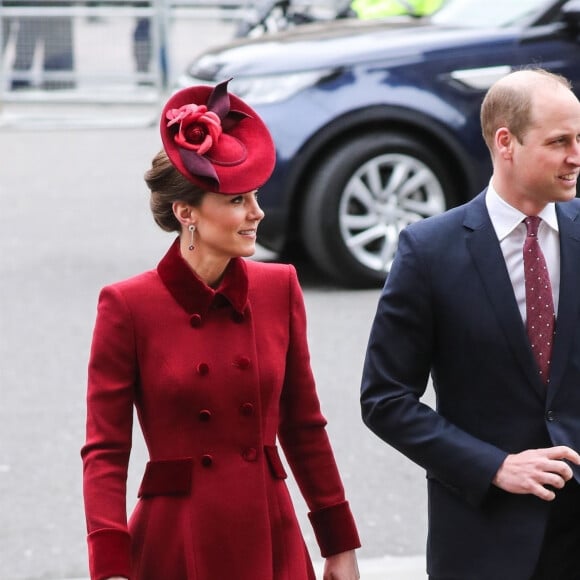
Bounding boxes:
188 224 196 251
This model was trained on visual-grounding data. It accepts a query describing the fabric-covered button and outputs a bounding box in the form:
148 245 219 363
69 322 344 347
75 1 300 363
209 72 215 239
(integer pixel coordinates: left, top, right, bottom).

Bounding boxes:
190 314 202 328
201 454 213 467
242 447 258 462
199 409 212 422
240 402 254 416
196 362 209 376
232 311 245 323
235 356 251 370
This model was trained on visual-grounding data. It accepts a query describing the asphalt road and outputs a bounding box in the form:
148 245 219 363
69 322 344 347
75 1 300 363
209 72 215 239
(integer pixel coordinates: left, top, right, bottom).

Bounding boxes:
0 16 432 580
0 118 434 580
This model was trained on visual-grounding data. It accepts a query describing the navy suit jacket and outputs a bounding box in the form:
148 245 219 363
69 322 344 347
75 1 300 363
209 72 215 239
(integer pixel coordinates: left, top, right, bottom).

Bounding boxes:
361 191 580 579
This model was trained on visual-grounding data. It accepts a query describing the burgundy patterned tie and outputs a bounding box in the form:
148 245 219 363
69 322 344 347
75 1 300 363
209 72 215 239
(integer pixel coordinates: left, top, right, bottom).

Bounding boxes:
523 216 555 384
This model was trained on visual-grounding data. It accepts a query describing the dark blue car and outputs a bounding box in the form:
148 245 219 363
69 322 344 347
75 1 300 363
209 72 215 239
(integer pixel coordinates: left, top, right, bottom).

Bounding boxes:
178 0 580 287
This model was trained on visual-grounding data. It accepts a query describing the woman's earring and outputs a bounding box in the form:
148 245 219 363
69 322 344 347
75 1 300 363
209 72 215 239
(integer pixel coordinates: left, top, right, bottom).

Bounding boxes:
188 224 196 251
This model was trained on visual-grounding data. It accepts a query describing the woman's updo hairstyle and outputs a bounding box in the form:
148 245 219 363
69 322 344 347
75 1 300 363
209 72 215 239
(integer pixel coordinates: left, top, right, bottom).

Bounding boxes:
145 149 205 233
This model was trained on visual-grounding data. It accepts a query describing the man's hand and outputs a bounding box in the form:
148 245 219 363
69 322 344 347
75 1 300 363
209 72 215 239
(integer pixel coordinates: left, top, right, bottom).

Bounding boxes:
493 446 580 500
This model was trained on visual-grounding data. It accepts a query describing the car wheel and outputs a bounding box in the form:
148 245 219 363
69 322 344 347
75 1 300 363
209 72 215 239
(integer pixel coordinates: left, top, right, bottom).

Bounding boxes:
300 132 457 287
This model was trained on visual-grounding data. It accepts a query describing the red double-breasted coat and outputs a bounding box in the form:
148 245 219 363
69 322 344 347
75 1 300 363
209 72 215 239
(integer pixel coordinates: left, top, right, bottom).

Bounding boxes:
81 239 360 580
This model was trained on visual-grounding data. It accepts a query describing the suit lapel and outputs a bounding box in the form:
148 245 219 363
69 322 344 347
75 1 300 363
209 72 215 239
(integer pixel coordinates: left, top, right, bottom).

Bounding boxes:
546 202 580 403
463 194 545 400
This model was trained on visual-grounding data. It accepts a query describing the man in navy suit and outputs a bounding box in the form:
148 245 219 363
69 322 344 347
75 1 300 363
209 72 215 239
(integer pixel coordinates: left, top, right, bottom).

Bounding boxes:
360 68 580 579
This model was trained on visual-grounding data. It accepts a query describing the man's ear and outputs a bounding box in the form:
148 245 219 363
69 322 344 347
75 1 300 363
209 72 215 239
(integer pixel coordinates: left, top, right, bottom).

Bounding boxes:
495 127 515 159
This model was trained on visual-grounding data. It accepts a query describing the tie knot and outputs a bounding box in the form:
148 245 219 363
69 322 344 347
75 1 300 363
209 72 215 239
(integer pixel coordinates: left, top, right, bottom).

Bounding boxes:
524 216 541 237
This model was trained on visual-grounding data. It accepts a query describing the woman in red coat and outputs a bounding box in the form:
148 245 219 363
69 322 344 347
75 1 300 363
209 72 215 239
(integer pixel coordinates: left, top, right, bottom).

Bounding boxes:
81 80 361 580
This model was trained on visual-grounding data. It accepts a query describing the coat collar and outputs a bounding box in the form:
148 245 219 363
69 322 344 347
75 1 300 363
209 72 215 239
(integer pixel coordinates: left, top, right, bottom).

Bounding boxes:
157 237 249 318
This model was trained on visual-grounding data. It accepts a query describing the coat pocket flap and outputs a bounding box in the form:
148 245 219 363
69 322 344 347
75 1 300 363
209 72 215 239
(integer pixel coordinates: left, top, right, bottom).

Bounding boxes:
138 457 193 498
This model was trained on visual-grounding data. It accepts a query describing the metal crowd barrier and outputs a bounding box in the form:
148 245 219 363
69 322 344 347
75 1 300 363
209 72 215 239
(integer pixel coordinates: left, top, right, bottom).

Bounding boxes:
0 0 247 107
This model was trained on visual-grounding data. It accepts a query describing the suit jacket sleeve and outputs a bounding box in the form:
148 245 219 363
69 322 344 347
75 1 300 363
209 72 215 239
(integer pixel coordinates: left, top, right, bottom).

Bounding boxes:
360 227 507 507
81 285 136 580
277 266 361 557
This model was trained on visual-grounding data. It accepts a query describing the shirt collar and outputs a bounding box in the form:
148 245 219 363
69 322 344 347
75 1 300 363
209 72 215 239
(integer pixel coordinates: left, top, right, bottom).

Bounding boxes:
485 180 558 241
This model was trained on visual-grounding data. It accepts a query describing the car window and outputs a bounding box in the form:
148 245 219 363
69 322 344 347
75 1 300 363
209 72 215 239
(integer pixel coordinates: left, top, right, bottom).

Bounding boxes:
431 0 555 28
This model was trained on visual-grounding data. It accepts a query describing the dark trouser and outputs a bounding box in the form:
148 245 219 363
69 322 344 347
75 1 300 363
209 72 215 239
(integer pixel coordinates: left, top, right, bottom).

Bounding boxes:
133 17 151 73
430 480 580 580
12 17 74 88
530 478 580 580
2 18 13 53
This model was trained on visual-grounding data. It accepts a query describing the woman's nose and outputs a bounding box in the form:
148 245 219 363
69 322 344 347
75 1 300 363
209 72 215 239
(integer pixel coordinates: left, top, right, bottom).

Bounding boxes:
249 199 265 220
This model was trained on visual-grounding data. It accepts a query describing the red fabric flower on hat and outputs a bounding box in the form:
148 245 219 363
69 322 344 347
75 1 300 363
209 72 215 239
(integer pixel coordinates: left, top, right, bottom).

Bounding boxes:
164 80 249 189
166 104 222 155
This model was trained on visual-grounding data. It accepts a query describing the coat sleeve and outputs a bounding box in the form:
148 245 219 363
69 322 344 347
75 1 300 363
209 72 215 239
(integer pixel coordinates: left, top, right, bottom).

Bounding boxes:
360 227 507 507
277 266 361 558
81 285 136 580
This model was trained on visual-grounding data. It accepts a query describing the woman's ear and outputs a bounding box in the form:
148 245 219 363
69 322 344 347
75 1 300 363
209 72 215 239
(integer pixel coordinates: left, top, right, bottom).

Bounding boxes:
172 201 195 229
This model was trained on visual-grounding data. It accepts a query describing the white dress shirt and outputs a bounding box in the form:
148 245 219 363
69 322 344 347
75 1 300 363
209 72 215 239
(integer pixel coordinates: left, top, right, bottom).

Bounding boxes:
485 182 560 323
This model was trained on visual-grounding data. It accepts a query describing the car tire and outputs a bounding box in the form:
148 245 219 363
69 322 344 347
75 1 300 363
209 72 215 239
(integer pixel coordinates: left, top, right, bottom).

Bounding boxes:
300 131 458 287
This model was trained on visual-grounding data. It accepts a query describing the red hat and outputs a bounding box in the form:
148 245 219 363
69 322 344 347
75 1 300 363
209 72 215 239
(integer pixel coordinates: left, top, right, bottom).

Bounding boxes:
160 79 276 195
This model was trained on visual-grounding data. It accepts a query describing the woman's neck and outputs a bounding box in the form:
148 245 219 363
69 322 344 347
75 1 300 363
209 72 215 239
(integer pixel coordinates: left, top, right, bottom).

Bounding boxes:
179 236 230 288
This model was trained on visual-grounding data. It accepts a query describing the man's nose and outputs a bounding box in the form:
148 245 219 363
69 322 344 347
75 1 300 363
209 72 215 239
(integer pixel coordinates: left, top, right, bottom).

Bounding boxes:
568 140 580 165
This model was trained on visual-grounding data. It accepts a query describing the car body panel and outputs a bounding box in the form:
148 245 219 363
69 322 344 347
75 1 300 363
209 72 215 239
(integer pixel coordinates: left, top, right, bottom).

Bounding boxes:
179 0 580 281
248 29 580 248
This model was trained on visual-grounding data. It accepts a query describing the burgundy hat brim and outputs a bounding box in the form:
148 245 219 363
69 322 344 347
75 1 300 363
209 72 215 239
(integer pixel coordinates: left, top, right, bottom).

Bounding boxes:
160 83 276 195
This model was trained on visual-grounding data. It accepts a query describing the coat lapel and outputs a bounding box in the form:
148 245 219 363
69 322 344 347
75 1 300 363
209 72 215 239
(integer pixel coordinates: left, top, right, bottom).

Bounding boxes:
546 201 580 403
463 193 545 400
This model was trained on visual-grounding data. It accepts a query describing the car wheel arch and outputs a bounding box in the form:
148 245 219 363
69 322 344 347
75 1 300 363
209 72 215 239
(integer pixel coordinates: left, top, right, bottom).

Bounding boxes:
285 105 477 238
